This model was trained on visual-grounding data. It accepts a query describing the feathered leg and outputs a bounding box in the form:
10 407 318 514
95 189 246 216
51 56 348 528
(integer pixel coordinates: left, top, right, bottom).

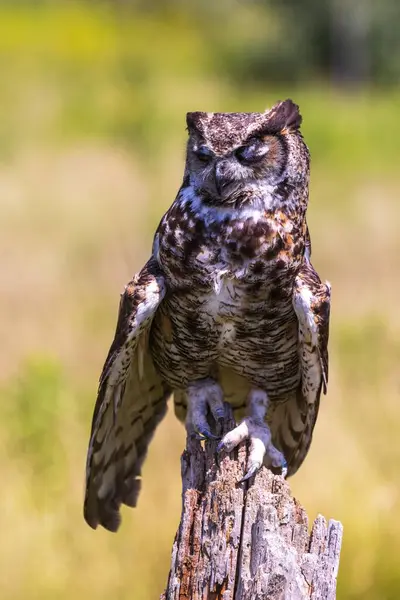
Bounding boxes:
186 378 225 440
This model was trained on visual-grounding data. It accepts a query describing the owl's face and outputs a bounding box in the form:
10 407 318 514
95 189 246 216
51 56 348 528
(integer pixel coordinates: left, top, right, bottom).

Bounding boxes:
185 99 308 206
187 133 286 202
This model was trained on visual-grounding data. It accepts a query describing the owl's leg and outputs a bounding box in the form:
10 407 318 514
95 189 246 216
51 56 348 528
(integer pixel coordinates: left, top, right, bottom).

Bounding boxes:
217 389 287 480
186 378 225 440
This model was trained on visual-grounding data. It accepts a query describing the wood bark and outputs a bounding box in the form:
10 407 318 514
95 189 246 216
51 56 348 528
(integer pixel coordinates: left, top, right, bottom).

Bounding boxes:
161 405 343 600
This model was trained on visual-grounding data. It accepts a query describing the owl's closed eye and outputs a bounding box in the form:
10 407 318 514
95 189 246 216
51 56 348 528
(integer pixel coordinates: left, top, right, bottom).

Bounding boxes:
188 133 287 199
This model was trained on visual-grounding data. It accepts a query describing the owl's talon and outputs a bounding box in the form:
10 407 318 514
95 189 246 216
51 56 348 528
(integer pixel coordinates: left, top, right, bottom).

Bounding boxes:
192 429 218 441
281 459 288 479
239 463 260 483
196 428 220 441
186 378 225 441
217 389 287 479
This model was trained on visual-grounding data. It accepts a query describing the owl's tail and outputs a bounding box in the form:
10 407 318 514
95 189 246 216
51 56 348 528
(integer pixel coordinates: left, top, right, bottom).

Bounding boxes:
269 386 321 476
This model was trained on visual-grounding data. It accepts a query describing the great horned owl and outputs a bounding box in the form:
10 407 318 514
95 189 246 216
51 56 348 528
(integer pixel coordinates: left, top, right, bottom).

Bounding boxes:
84 99 331 532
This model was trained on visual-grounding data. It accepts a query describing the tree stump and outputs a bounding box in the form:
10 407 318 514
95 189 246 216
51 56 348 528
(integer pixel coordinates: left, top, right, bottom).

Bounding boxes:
161 405 343 600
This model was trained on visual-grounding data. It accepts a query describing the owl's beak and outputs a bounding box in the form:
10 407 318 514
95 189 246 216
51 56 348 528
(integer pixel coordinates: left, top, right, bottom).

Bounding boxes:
214 160 230 196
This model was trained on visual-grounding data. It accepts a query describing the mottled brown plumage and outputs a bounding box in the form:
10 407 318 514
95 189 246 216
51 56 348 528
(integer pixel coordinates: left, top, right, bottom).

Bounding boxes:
84 99 330 531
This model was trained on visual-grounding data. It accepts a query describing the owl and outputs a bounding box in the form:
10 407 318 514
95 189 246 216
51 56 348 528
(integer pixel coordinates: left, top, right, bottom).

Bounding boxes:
84 99 331 532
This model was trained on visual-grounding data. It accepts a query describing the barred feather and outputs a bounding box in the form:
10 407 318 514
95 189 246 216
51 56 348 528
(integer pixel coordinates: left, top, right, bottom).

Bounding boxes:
84 259 170 532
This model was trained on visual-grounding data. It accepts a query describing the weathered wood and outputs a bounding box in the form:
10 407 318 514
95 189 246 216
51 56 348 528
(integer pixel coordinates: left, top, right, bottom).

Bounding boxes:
162 405 343 600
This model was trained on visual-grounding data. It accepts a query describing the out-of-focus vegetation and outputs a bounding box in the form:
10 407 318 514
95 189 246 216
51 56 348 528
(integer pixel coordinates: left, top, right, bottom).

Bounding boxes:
1 1 399 599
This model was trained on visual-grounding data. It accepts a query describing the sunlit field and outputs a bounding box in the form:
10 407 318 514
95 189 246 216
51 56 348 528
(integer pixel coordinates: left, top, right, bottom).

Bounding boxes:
1 4 400 599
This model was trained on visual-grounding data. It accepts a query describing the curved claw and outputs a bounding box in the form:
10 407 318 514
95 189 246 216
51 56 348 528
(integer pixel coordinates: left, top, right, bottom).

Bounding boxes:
281 459 288 479
196 428 220 441
238 463 260 483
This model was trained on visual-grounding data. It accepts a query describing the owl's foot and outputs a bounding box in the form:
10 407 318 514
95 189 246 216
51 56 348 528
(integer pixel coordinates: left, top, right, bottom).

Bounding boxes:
186 378 225 441
217 417 287 480
217 389 287 480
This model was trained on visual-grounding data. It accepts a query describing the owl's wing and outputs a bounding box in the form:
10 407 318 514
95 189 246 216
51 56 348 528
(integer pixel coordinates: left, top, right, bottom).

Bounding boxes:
271 259 330 475
84 257 171 532
293 260 330 394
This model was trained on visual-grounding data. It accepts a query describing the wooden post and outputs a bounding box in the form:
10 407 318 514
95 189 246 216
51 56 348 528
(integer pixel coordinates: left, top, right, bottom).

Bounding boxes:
161 405 343 600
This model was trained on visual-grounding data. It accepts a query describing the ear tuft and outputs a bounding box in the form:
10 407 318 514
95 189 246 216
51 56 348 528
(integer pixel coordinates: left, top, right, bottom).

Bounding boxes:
266 99 302 133
186 112 205 133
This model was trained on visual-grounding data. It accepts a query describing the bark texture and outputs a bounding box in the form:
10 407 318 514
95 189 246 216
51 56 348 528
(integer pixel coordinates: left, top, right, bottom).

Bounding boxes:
162 406 343 600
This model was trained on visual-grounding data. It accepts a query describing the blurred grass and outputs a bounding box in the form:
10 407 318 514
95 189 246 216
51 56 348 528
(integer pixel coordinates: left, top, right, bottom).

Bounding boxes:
0 2 399 599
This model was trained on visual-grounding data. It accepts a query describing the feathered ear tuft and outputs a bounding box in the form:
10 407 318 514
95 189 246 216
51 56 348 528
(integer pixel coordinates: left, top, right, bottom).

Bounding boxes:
186 112 206 134
266 99 302 133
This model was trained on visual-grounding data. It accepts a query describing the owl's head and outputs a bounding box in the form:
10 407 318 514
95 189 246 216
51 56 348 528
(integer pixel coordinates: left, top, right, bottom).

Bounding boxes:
185 99 309 205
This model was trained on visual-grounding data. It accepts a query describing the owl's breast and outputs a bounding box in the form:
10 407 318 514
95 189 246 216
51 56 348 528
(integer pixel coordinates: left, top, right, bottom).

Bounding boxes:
156 200 304 293
151 266 300 394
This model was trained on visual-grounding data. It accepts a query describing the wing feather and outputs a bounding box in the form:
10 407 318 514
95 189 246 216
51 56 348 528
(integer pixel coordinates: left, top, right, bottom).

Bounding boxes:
294 260 330 396
271 258 330 476
84 258 171 532
287 258 330 473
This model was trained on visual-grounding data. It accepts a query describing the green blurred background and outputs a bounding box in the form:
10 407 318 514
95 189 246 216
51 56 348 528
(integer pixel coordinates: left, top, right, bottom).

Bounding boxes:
1 1 399 598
